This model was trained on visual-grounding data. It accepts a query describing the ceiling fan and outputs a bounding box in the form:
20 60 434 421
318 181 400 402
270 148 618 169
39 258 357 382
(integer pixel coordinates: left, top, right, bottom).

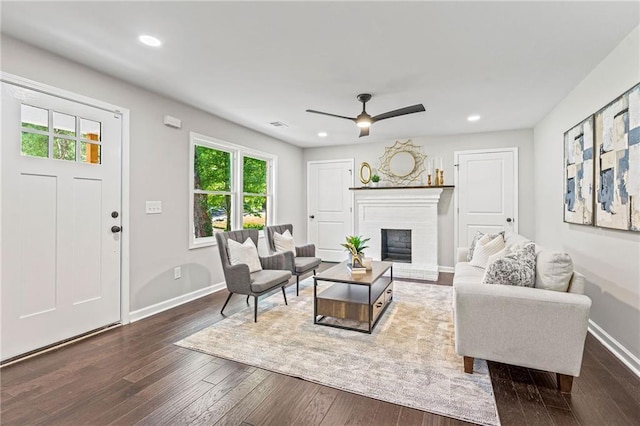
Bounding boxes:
306 93 426 137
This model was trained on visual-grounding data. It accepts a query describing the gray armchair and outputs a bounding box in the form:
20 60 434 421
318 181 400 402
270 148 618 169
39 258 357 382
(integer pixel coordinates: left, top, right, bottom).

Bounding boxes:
216 229 292 322
264 224 321 296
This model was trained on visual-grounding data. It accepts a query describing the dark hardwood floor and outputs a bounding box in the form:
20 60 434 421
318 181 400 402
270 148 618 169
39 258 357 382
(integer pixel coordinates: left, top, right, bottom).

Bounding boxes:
1 263 639 425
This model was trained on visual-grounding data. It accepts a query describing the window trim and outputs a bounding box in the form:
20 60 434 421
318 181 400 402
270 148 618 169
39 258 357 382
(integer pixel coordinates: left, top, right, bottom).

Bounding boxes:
189 131 277 249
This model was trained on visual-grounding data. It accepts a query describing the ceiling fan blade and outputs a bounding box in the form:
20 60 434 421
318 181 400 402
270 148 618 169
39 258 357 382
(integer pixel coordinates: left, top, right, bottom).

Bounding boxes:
359 127 370 138
306 109 356 121
371 104 426 122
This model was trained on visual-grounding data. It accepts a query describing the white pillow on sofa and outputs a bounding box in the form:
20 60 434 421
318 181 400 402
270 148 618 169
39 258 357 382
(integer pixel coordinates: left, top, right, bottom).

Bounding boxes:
467 231 505 262
227 238 262 273
486 247 511 266
274 229 296 257
535 250 574 292
469 234 506 268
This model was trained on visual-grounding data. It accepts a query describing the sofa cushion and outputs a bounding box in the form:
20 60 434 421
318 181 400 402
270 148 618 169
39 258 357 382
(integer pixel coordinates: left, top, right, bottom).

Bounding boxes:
453 262 486 286
228 238 262 273
274 229 296 257
467 231 505 261
504 231 532 251
482 242 536 287
535 250 574 292
469 234 506 268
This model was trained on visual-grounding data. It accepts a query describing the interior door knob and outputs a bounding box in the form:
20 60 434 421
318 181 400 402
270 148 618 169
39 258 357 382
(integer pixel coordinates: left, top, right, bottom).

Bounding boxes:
506 218 513 223
309 215 315 219
111 225 122 233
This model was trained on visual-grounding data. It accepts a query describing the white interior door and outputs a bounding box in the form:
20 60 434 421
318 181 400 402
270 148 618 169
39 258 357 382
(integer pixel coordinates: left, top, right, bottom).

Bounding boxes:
1 82 122 361
455 148 518 250
307 160 354 262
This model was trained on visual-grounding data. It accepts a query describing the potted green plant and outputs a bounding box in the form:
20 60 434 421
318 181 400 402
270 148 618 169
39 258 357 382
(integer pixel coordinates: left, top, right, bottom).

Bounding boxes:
371 174 380 187
341 235 370 268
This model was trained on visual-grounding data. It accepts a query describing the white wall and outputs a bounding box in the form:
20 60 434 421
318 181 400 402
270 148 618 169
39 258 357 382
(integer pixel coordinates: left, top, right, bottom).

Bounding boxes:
303 128 535 268
1 36 305 313
533 27 640 368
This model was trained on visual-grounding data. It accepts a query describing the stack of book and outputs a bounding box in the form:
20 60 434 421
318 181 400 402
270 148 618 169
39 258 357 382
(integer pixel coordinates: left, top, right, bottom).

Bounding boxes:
347 262 367 274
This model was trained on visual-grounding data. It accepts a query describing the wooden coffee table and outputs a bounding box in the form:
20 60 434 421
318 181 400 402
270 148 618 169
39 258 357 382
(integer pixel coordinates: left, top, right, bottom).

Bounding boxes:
313 261 393 333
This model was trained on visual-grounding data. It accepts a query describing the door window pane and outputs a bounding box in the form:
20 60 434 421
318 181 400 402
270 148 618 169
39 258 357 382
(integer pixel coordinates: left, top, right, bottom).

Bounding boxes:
80 142 101 164
194 193 232 237
194 145 231 191
81 118 101 141
53 111 76 136
21 104 48 131
243 196 266 230
21 132 49 157
53 137 76 161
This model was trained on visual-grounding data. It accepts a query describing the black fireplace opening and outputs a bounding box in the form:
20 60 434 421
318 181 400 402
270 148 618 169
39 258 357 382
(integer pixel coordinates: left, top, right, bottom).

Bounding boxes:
381 229 412 263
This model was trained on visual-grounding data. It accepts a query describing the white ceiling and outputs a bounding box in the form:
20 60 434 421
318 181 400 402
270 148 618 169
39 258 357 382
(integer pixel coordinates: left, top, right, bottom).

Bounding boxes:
2 1 638 148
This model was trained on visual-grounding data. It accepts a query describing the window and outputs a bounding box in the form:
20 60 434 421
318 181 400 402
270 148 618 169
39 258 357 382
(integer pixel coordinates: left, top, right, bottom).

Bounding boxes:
20 104 102 164
189 132 276 248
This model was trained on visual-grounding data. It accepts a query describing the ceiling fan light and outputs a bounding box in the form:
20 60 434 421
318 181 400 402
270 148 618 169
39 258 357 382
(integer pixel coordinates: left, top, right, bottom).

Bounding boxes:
356 119 371 128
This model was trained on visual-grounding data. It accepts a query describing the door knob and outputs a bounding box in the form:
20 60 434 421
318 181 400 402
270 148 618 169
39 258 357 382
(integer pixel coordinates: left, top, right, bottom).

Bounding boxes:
309 215 315 219
111 225 122 233
506 218 513 223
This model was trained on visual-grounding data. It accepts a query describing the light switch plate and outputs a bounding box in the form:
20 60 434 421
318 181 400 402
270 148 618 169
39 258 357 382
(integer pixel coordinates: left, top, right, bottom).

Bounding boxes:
146 201 162 214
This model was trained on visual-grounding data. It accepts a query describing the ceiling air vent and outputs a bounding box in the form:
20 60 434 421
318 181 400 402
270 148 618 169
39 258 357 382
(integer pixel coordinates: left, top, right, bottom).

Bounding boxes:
270 121 288 128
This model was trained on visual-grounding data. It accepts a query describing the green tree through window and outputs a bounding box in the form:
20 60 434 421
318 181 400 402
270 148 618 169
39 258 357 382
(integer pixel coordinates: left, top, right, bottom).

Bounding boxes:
190 134 274 247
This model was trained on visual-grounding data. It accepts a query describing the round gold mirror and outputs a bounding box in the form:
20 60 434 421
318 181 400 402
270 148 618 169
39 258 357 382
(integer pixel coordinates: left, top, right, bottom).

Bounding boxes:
389 151 416 177
378 140 426 186
359 162 372 184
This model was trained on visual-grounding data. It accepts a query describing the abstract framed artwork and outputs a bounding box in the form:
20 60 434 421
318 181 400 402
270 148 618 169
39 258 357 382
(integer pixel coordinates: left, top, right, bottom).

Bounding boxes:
564 116 594 225
594 83 640 231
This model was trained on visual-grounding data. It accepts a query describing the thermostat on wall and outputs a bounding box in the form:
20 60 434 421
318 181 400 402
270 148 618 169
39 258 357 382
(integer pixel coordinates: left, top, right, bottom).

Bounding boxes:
163 115 182 129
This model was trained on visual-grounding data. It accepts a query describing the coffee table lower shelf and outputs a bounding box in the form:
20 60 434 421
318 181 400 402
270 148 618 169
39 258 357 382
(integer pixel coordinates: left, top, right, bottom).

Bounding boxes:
314 279 394 334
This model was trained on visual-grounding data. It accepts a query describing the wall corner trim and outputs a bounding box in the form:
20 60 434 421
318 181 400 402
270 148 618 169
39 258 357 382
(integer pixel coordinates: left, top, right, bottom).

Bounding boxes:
129 282 226 323
439 266 455 274
588 319 640 378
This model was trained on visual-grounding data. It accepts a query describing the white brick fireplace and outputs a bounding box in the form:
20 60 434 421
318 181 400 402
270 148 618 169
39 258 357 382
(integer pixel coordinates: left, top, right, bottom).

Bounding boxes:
354 188 443 280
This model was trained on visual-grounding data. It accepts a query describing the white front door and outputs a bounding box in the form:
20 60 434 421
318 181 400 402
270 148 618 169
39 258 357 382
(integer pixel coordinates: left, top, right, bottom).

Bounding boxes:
307 160 354 262
455 148 518 250
1 82 122 361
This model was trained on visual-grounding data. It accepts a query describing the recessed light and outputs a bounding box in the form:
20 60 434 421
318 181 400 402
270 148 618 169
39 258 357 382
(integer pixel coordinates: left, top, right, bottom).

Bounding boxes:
318 132 328 137
467 115 481 122
139 35 162 47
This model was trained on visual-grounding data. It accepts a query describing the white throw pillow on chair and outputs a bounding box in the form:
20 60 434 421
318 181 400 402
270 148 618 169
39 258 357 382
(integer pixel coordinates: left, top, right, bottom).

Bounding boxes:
227 238 262 273
274 229 296 257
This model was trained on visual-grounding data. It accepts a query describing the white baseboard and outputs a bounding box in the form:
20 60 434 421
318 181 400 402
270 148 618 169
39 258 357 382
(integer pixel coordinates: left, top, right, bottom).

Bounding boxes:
588 319 640 378
129 282 226 323
439 266 455 274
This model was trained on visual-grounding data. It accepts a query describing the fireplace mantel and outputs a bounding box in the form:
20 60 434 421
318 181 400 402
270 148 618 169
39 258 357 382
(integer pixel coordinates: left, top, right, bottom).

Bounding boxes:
354 187 444 280
350 185 454 190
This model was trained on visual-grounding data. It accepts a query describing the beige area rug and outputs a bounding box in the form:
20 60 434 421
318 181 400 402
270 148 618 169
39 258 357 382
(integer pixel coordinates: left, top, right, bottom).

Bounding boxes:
176 279 500 426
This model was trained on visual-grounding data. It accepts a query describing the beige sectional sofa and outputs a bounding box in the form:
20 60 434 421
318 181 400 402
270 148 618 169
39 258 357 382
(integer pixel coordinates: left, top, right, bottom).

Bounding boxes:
453 232 592 393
